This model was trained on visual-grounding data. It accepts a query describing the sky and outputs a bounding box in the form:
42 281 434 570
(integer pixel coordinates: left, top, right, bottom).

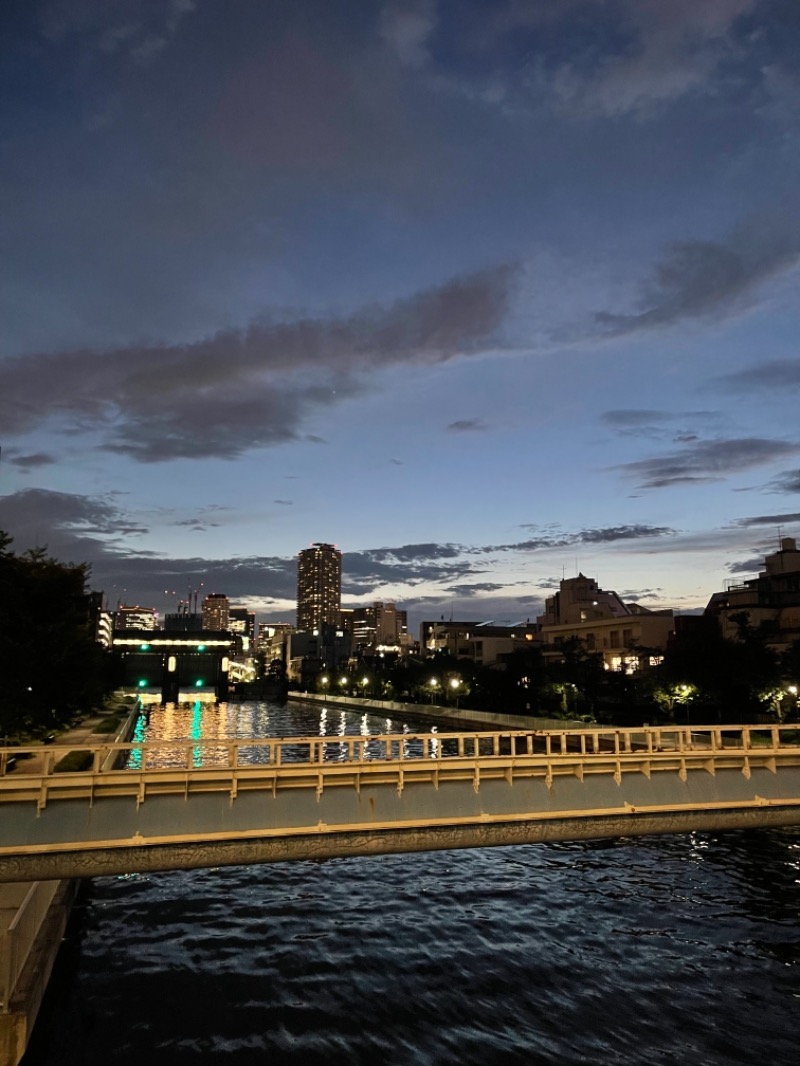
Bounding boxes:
1 0 799 634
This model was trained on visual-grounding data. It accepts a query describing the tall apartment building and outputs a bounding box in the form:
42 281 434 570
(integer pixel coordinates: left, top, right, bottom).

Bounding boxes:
296 542 341 632
202 592 230 631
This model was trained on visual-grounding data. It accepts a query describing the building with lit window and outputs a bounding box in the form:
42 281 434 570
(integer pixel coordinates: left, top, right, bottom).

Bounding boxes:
538 573 674 670
422 619 539 665
202 592 230 631
228 607 256 647
296 542 341 632
115 605 157 630
348 601 408 654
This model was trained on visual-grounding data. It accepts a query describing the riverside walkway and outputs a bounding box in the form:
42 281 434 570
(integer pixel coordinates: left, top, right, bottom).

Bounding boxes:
0 723 799 883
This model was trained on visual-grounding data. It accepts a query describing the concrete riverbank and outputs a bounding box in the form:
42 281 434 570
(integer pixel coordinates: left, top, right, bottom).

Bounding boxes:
287 691 585 732
0 699 140 1066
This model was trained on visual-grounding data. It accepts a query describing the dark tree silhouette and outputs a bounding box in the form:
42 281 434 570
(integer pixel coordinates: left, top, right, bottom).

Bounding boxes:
0 532 113 736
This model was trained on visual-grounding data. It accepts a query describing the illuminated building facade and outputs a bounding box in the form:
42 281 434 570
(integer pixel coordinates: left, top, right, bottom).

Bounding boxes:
202 593 230 631
351 601 408 653
115 605 157 630
297 542 341 632
228 607 256 646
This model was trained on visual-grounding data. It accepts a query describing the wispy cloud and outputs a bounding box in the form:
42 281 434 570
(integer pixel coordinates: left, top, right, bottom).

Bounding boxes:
600 409 718 441
714 358 800 393
39 0 195 64
489 524 676 552
343 542 485 590
616 437 800 490
594 223 800 337
4 451 58 471
446 418 489 433
550 0 758 119
386 0 762 121
0 264 517 463
767 469 800 494
379 0 437 69
734 512 800 527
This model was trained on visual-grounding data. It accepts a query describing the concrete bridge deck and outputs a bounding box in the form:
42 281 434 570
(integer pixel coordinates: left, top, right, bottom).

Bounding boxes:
0 723 798 882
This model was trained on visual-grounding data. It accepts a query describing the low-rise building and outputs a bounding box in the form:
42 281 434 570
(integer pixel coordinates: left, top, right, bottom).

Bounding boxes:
538 574 674 671
705 536 800 651
421 619 540 666
258 622 294 668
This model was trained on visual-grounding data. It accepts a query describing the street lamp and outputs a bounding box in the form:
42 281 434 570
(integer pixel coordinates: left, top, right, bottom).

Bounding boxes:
320 675 329 697
361 676 370 698
429 678 439 704
449 677 461 707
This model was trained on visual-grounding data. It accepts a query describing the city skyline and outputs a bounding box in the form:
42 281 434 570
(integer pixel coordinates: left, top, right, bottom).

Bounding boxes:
1 1 799 632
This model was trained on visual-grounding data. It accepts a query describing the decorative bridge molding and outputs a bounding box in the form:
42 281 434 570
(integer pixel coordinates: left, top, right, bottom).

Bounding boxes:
0 724 798 881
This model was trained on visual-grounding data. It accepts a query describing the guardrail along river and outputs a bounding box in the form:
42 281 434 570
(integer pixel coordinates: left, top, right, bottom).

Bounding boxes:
22 700 800 1066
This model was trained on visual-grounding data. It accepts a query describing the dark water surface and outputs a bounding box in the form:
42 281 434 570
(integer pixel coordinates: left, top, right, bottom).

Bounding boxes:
24 701 800 1065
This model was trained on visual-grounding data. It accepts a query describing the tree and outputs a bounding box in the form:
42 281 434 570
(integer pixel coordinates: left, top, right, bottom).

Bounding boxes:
658 615 780 723
0 532 113 736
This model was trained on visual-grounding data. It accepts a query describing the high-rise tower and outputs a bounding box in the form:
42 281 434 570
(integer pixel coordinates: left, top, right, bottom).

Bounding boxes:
201 592 230 631
297 542 342 632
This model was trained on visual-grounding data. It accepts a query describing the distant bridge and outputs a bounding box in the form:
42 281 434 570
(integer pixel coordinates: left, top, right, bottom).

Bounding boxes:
0 724 798 882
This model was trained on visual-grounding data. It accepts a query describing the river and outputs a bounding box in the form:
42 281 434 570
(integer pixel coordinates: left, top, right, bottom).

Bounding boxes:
22 700 800 1065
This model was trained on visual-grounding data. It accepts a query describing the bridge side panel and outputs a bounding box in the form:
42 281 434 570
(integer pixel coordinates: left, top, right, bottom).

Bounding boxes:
0 765 798 866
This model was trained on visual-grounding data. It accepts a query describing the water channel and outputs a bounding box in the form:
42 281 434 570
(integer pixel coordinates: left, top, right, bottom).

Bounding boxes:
23 699 800 1065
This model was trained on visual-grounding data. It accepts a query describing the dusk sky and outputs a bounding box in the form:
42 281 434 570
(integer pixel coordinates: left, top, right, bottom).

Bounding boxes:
1 0 799 631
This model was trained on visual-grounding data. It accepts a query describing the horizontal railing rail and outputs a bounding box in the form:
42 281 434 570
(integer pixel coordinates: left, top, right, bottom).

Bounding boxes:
2 723 799 769
0 724 798 811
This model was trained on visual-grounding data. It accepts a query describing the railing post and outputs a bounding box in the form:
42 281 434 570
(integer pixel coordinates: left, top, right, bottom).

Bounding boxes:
0 928 11 1013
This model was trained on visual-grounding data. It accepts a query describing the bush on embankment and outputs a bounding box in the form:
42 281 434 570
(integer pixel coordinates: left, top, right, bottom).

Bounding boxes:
53 750 94 773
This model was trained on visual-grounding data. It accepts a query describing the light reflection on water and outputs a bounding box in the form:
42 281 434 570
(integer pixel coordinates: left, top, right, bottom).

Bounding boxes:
23 700 800 1066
